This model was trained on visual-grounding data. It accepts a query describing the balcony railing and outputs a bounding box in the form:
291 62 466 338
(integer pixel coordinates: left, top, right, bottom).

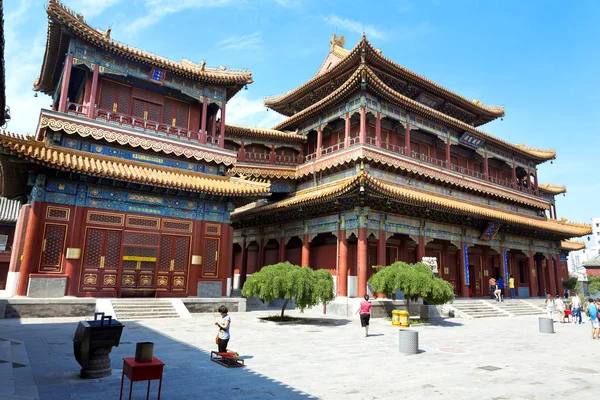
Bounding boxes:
321 142 345 156
275 154 303 166
244 152 270 164
67 102 88 117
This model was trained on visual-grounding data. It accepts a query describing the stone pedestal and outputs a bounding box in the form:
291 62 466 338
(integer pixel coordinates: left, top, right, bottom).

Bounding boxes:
81 346 113 379
399 329 419 354
538 317 554 334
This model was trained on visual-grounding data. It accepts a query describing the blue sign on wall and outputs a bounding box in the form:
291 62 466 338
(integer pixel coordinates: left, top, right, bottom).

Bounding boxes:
463 244 470 285
459 132 484 148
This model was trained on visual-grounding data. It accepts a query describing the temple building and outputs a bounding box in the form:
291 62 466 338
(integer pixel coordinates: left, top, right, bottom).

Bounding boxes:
227 33 590 299
0 2 591 300
0 1 269 298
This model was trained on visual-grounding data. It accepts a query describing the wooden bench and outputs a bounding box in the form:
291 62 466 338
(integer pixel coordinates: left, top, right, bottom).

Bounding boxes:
210 351 244 368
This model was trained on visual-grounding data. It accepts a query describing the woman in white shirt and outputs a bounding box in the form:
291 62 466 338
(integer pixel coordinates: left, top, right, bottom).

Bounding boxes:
545 294 554 320
215 305 231 353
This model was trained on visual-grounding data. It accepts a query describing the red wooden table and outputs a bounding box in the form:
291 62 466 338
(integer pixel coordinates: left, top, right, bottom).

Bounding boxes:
120 357 165 400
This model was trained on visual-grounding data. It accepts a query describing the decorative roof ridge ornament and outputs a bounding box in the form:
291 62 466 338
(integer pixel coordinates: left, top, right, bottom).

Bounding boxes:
330 33 346 50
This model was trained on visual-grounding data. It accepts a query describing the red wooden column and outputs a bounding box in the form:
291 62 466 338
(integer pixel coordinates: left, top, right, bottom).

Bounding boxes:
483 153 489 181
512 164 518 189
269 145 275 164
338 230 348 296
554 254 562 292
17 202 44 296
86 64 100 118
359 106 366 144
458 243 469 297
547 254 557 296
58 55 74 113
200 98 208 144
553 204 558 219
210 113 217 142
445 140 451 167
375 112 381 147
344 113 350 147
377 230 386 266
527 251 536 297
416 236 425 262
218 103 226 148
404 123 411 156
534 172 539 196
239 238 248 289
258 239 266 272
301 234 310 267
65 206 86 296
316 125 323 158
239 141 246 162
357 227 368 297
279 237 286 262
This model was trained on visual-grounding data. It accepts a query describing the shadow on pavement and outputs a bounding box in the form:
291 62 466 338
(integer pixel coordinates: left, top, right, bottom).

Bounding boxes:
0 318 317 400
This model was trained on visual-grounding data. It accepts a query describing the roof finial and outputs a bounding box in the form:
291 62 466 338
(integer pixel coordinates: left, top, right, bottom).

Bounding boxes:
105 26 111 39
330 33 345 50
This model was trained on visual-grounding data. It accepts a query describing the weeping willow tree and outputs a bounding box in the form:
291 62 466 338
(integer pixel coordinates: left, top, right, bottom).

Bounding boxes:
241 262 335 318
369 262 454 311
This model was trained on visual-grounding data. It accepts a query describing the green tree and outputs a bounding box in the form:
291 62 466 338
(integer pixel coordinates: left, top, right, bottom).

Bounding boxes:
562 276 578 291
368 262 455 311
241 262 335 318
588 276 600 296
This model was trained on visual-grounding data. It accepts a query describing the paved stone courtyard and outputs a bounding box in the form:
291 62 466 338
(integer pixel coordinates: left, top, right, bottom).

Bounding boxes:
0 308 598 400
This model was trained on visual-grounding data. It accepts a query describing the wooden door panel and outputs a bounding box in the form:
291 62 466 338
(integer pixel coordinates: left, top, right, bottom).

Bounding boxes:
157 235 190 292
203 238 220 277
79 228 122 293
39 223 67 272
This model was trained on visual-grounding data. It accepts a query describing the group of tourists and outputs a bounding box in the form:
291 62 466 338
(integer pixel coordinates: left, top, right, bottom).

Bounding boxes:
488 275 516 301
545 294 600 339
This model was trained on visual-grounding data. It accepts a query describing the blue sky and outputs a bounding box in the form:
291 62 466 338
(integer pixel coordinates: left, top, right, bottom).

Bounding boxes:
4 0 599 231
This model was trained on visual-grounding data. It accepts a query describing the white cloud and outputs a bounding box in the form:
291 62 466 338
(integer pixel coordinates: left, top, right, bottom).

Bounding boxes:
62 0 123 18
216 32 262 51
227 93 285 129
124 0 232 36
322 15 387 40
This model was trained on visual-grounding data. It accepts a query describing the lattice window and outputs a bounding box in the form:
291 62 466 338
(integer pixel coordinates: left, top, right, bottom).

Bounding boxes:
163 97 190 128
205 224 221 235
133 87 163 105
82 229 104 269
407 249 417 264
447 251 457 275
132 99 145 119
123 232 159 247
126 216 160 229
105 231 122 269
99 80 116 111
158 236 172 271
87 212 124 226
40 224 67 270
47 207 70 221
174 237 189 271
368 245 377 269
162 220 192 232
99 80 132 113
203 238 219 276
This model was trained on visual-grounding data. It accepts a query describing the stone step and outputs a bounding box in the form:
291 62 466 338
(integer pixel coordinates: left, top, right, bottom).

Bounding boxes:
0 339 12 362
471 314 509 318
116 312 180 318
112 306 175 311
0 356 15 397
118 315 180 320
111 302 174 306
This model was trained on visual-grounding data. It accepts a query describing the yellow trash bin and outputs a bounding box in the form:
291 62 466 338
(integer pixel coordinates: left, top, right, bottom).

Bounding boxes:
392 310 401 326
399 310 409 328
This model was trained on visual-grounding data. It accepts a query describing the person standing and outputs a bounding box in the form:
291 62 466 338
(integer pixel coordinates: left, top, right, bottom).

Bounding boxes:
215 305 231 353
545 294 554 320
493 282 502 302
489 277 496 299
586 299 599 340
554 295 565 323
355 294 372 337
509 275 515 300
571 294 582 325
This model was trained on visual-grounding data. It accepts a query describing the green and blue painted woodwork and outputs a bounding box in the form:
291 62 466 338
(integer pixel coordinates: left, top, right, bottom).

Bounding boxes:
69 40 226 105
32 176 231 222
58 136 221 175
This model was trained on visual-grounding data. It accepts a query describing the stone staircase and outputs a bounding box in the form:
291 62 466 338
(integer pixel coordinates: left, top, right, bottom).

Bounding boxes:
0 337 39 399
246 296 268 311
111 299 180 320
485 299 546 316
449 300 510 319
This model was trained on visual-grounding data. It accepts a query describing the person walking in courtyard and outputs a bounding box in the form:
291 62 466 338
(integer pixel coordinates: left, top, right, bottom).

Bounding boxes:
355 294 372 337
493 281 502 302
215 305 232 353
564 301 572 323
571 294 582 324
509 275 515 299
545 294 554 320
586 299 599 339
489 277 496 299
554 295 565 323
497 277 504 301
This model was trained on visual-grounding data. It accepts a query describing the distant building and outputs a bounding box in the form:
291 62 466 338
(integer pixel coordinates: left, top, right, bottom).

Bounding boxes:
568 217 600 273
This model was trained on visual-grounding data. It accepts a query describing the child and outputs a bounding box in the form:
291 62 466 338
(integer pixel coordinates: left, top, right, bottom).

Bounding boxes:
564 301 572 323
215 305 231 353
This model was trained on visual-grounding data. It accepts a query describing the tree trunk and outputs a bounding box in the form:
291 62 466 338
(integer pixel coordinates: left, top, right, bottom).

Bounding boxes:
281 298 289 319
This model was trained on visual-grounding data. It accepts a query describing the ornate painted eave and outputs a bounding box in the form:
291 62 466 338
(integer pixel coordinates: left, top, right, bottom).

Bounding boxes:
560 240 585 251
273 65 555 162
37 110 238 166
0 132 270 197
223 124 305 144
265 35 504 123
229 164 297 180
538 183 566 195
233 170 591 238
35 0 252 95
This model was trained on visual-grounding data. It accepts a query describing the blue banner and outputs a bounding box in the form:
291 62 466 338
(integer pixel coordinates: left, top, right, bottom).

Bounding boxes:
463 245 470 285
503 249 509 282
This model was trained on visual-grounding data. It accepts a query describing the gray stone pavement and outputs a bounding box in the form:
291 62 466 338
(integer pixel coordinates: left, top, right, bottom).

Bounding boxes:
0 308 598 400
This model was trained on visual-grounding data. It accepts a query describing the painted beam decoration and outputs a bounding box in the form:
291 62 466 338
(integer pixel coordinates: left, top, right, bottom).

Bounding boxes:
459 132 484 148
480 222 501 241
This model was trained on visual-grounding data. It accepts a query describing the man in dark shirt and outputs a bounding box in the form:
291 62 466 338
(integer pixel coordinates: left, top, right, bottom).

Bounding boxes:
497 277 504 301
